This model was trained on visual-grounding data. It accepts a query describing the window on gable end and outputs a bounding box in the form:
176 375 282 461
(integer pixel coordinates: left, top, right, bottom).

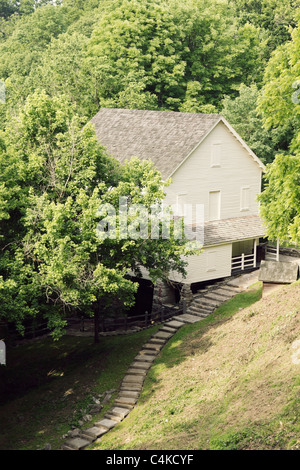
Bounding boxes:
240 186 250 211
211 142 222 167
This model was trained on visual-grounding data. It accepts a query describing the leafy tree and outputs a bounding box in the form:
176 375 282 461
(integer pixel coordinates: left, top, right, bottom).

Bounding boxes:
222 84 291 165
178 1 262 102
257 14 300 140
88 0 185 110
229 0 300 59
0 3 79 128
258 14 300 244
0 91 195 341
259 154 300 244
30 32 97 118
0 1 60 19
87 0 261 111
0 1 16 19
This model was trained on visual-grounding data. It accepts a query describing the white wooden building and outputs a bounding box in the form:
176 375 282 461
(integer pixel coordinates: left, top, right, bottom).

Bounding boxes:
91 108 266 301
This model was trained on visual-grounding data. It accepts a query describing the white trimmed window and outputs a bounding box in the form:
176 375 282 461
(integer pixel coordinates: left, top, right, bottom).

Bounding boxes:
206 250 217 272
211 142 222 167
240 186 250 211
209 190 221 221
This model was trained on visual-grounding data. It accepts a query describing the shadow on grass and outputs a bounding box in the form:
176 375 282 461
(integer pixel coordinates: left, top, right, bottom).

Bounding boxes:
0 325 160 450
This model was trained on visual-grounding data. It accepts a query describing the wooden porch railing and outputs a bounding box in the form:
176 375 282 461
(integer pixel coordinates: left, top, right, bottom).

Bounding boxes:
231 253 256 271
265 243 280 261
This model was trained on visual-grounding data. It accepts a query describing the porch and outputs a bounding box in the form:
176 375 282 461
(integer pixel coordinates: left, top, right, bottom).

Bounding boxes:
231 238 261 274
231 239 282 274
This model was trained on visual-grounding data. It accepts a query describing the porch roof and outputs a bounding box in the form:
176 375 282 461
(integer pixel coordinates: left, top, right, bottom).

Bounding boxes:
199 215 266 247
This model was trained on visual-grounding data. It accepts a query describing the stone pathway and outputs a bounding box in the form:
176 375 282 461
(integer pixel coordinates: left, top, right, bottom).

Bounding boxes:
179 271 259 321
61 271 259 450
61 319 186 450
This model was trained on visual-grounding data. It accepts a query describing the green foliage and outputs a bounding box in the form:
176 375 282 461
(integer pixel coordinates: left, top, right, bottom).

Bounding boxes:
0 4 75 127
258 14 300 244
230 0 300 60
258 14 300 138
0 0 298 339
87 0 261 111
0 1 56 20
0 91 195 339
29 32 97 119
259 154 300 244
222 84 289 164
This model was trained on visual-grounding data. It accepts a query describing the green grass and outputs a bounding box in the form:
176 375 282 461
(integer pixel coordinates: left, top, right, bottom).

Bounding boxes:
0 325 159 450
90 281 300 450
210 377 300 450
1 281 299 451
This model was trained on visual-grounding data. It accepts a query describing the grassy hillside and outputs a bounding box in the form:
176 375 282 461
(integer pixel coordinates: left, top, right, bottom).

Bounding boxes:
0 325 160 450
91 281 300 450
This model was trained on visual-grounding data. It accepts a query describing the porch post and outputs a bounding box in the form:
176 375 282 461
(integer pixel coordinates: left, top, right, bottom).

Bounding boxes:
253 239 257 267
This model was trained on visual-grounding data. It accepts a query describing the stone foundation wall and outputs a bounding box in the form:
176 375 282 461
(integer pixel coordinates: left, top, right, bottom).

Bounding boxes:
153 280 176 306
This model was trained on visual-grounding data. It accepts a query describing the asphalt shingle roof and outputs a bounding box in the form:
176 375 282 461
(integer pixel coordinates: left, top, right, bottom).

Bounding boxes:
203 215 266 246
90 108 221 180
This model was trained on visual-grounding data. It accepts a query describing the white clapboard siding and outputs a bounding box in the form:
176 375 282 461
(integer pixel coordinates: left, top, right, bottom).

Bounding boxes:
169 244 232 284
164 121 262 222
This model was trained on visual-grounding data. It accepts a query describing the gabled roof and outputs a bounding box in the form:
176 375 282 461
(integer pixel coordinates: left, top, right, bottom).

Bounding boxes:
91 108 265 180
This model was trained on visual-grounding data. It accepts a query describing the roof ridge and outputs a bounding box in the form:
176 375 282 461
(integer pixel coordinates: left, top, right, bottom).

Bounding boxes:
98 107 222 119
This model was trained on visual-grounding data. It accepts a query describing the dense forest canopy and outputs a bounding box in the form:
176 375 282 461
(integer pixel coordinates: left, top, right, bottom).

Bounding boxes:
0 0 299 339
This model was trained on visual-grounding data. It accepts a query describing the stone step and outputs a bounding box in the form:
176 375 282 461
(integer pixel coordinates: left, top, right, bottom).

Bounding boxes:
142 342 164 351
220 284 241 292
159 326 177 334
127 368 147 376
200 298 220 308
135 354 157 362
152 330 174 340
115 396 137 407
189 305 210 314
165 320 185 329
203 292 229 302
186 310 207 319
213 288 235 298
94 418 118 431
136 347 159 356
189 302 211 311
63 437 92 450
61 444 76 451
116 393 138 403
120 383 143 392
81 426 108 440
118 390 140 399
149 337 166 344
131 361 152 370
110 406 131 419
172 314 200 324
122 374 145 383
113 402 134 410
192 299 215 310
104 413 123 423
